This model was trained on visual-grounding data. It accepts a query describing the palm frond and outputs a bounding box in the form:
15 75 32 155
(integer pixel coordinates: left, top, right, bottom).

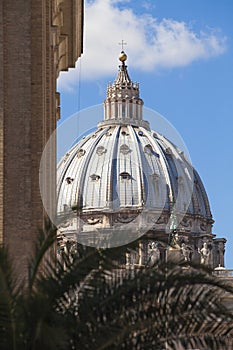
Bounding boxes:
1 222 233 350
0 245 21 350
27 218 57 292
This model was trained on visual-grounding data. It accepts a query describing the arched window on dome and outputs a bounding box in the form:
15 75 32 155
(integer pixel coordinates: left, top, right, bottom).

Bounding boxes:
122 99 126 118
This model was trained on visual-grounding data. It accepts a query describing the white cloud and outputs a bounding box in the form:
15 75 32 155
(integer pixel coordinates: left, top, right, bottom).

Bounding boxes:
58 0 227 90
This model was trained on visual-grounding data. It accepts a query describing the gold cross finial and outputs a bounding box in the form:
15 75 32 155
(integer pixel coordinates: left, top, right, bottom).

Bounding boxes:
119 40 127 51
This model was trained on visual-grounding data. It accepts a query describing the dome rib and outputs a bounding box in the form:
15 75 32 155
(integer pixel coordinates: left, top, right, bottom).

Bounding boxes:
114 62 132 85
105 126 121 209
128 126 146 207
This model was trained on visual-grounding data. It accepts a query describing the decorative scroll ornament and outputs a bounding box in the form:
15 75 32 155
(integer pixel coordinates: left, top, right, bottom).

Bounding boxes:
96 146 107 155
149 215 168 224
63 152 70 163
144 144 153 155
115 213 137 223
150 173 160 181
85 216 103 225
200 222 207 231
59 219 71 228
180 217 192 230
120 144 131 154
156 215 168 224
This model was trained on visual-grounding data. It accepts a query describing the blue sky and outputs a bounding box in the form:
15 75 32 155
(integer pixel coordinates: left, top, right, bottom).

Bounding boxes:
57 0 233 267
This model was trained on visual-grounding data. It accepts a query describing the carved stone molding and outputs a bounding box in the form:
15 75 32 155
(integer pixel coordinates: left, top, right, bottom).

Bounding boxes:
52 0 83 77
149 215 168 225
85 216 103 225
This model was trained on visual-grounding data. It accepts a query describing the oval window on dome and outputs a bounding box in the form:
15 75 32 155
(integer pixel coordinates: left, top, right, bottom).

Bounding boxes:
121 130 129 136
65 177 74 184
165 147 172 155
90 174 101 181
119 172 131 180
138 131 143 136
76 149 86 158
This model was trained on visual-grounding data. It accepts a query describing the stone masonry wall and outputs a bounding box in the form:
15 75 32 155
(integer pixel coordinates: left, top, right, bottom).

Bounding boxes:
0 0 83 280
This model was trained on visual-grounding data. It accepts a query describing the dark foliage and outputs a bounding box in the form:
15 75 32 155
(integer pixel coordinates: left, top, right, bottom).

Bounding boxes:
0 220 233 349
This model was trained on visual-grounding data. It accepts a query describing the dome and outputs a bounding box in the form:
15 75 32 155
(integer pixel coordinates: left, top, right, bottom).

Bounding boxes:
57 125 212 218
57 51 214 249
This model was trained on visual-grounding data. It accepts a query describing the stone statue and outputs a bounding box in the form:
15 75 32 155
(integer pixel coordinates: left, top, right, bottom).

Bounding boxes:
199 242 210 265
126 251 131 266
218 241 225 267
126 249 138 266
147 242 160 266
181 242 192 261
169 231 180 249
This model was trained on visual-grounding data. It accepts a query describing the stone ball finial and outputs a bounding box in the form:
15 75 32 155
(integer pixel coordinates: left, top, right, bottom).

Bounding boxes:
119 51 127 62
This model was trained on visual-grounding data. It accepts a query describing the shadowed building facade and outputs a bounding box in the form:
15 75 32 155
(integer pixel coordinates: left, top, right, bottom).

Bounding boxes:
0 0 83 278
